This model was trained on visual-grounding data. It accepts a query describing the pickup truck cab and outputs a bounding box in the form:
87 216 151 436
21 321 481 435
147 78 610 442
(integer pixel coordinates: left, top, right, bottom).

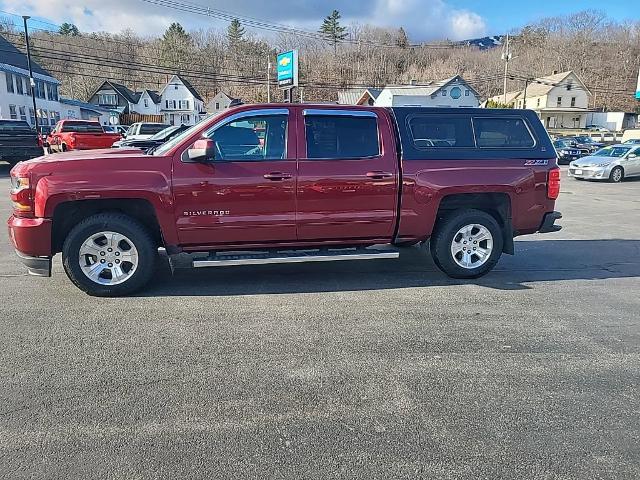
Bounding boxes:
8 104 562 296
0 120 43 166
46 120 121 152
121 122 169 141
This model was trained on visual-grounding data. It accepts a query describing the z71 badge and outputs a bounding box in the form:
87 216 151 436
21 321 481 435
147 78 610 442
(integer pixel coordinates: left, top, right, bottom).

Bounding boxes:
524 159 549 166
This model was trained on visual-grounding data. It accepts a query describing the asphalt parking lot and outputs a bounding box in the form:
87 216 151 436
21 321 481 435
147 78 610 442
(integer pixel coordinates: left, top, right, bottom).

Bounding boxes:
0 163 639 479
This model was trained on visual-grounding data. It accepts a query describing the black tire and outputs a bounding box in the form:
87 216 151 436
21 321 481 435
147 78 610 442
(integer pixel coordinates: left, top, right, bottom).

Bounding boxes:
61 144 67 152
62 213 157 296
430 209 504 279
609 166 624 183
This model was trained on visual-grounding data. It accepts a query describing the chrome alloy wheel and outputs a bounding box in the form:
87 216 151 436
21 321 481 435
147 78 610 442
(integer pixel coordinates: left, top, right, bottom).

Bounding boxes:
450 224 494 269
611 168 623 182
78 231 139 285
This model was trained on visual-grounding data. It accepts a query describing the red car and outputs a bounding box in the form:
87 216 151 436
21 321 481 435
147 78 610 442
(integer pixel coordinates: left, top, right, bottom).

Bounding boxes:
8 104 561 296
46 120 121 153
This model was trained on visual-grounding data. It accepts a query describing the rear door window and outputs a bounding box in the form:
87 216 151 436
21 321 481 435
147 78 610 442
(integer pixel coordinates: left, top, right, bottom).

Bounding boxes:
407 115 474 148
473 117 535 148
305 114 379 159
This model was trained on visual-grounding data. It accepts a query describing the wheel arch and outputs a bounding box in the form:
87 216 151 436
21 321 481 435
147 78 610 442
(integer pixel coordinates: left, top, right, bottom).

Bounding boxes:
51 199 164 254
435 192 514 255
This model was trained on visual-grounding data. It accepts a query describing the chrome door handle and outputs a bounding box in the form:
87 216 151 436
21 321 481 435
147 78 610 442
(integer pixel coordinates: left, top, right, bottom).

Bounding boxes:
366 171 393 180
263 172 293 181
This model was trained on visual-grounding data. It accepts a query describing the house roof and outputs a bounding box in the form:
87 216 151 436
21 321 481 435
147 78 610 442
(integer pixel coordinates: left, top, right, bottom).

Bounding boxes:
0 34 57 80
176 75 204 102
383 75 480 98
89 80 138 104
60 97 115 113
137 89 161 104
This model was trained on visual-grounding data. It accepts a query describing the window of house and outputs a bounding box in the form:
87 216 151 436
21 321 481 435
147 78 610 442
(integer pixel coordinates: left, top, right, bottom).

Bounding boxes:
408 114 474 149
215 102 220 109
51 84 59 101
16 76 24 95
537 98 540 107
567 83 572 91
305 114 379 159
18 106 27 122
430 93 437 99
6 73 14 94
556 96 562 107
54 112 60 123
9 105 17 119
144 98 149 108
29 108 35 126
465 89 470 96
473 117 535 148
49 111 56 124
207 114 288 161
571 97 576 107
35 81 45 99
180 114 190 124
99 94 117 105
442 89 447 96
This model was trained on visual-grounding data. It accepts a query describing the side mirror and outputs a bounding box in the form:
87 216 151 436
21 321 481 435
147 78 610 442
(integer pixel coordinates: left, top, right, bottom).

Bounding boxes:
188 138 216 162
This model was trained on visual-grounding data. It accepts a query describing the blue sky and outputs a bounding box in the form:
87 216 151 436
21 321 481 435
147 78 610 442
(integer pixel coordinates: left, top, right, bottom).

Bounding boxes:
0 0 635 40
446 0 636 33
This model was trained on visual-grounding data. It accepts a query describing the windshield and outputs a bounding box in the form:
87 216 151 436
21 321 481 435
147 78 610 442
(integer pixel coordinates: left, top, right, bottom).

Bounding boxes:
554 140 571 148
575 136 594 143
153 123 203 156
150 126 180 140
593 146 631 158
152 115 217 156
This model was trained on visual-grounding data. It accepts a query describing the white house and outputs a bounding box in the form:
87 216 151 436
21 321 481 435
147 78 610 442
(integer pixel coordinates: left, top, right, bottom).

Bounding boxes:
0 34 63 130
206 91 242 114
133 89 161 115
373 76 480 108
485 71 592 129
160 75 205 126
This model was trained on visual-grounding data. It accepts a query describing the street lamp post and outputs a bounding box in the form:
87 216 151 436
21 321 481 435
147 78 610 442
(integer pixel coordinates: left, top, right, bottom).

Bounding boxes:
22 16 40 134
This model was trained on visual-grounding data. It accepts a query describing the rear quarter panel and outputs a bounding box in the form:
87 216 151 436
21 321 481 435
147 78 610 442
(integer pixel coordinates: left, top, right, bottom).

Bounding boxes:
397 160 555 240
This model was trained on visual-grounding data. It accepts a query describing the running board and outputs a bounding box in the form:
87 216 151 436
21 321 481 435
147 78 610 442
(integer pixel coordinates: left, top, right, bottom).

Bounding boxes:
192 248 399 268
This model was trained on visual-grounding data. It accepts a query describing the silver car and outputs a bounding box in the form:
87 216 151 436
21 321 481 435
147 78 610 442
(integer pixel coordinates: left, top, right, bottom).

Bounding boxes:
568 144 640 183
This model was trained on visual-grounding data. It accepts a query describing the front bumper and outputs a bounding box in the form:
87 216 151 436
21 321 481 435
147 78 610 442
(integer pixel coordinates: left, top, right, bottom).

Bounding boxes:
15 250 51 277
567 165 610 180
538 211 562 233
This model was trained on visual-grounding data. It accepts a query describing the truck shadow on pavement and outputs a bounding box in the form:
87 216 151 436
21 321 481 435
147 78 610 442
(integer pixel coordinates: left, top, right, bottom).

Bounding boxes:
140 239 640 296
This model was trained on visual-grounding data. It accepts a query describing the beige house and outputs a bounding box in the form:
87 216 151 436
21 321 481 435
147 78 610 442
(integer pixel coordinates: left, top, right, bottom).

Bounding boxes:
485 71 592 129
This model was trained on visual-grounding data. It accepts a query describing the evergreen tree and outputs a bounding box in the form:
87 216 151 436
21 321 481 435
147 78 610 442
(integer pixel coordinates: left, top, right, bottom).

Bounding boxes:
227 18 246 48
319 10 347 53
59 22 80 36
396 27 409 49
161 22 192 70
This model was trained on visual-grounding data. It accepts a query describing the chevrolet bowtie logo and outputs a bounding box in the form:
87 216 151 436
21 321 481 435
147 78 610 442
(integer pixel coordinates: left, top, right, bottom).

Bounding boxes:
279 57 291 66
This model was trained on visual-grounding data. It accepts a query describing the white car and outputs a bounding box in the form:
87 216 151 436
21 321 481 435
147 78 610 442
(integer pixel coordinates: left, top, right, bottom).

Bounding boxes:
123 122 169 141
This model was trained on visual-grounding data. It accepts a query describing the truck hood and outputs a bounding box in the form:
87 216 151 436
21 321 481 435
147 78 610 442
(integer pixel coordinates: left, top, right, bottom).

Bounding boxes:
10 148 154 176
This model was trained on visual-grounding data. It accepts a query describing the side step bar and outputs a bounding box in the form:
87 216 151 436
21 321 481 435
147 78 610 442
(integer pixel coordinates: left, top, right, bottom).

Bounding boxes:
192 248 399 268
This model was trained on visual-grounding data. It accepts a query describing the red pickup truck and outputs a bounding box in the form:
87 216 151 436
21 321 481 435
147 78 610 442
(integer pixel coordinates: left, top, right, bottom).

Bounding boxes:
8 104 562 296
46 120 121 153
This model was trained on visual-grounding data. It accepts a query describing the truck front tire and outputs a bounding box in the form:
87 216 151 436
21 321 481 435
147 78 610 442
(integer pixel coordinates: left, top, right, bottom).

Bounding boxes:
430 209 504 279
62 213 157 296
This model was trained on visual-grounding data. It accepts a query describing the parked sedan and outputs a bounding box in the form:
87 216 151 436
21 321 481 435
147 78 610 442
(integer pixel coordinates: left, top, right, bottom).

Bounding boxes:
622 139 640 145
585 124 610 132
568 144 640 183
553 139 588 164
112 124 189 151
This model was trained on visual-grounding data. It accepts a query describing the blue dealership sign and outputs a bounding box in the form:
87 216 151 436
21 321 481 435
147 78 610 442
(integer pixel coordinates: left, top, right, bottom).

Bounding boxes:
277 50 298 88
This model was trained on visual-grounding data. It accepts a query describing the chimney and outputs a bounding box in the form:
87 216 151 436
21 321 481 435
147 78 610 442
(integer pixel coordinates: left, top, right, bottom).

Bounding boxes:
410 79 417 86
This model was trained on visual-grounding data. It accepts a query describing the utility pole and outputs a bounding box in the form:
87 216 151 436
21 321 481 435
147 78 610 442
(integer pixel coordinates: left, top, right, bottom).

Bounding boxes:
522 77 529 109
22 16 39 134
266 60 271 103
501 34 512 104
299 87 303 103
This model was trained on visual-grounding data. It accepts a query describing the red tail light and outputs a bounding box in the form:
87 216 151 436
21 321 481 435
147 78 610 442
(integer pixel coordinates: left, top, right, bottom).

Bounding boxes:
547 167 561 199
66 133 76 149
10 175 34 217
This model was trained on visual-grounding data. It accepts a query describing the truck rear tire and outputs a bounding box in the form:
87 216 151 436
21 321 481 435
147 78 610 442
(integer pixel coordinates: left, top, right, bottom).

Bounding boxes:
430 209 504 279
62 213 157 296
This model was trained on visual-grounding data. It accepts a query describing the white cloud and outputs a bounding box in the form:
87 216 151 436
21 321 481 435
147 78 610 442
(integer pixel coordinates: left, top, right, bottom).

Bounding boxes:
0 0 487 41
